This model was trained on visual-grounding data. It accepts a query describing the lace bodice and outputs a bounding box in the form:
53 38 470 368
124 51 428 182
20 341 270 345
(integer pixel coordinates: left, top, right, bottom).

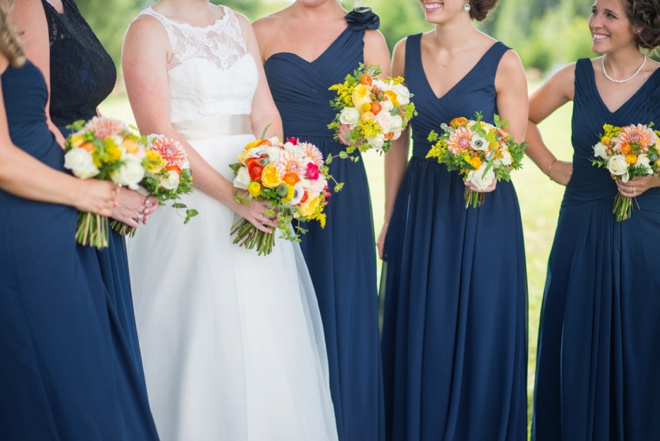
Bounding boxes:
137 6 258 123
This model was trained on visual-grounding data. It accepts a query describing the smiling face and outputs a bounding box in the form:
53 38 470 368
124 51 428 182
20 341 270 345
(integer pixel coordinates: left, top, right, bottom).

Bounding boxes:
419 0 467 24
589 0 638 54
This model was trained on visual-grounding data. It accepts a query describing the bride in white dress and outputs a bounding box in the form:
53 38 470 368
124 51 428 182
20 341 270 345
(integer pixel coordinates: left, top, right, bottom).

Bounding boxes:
122 2 338 440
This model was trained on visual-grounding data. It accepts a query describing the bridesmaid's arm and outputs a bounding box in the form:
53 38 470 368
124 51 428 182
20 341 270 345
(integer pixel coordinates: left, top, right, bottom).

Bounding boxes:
0 71 116 215
235 12 283 140
122 15 275 232
10 0 66 147
377 39 409 259
364 29 391 78
526 63 576 186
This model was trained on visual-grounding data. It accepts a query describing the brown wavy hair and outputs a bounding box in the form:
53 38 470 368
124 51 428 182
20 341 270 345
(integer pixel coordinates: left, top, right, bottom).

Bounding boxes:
623 0 660 50
0 0 26 68
467 0 500 22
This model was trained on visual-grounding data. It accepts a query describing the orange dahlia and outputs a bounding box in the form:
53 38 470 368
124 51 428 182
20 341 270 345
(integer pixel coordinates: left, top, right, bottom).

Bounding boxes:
447 127 473 154
85 116 127 139
150 135 188 169
617 124 656 153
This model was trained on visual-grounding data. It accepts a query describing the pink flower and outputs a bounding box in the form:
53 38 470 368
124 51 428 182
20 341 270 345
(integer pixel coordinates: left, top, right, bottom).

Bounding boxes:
306 162 320 180
286 137 299 145
85 116 127 138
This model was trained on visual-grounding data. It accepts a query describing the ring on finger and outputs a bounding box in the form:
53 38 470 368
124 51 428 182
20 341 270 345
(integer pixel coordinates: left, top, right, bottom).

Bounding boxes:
137 213 144 222
633 187 637 195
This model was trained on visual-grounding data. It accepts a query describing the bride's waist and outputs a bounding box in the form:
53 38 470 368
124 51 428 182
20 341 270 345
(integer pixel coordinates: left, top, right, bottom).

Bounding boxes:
172 114 252 140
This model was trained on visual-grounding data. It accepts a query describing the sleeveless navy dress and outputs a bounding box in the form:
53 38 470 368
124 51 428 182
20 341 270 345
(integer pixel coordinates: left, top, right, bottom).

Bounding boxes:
532 59 660 441
380 34 528 441
264 10 384 440
0 61 157 440
42 0 150 391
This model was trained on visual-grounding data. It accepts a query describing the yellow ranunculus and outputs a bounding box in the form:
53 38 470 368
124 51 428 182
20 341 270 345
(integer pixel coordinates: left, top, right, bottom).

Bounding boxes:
145 150 165 173
352 84 371 109
298 196 320 217
248 181 262 197
625 154 638 164
601 136 611 145
261 163 282 188
384 90 400 107
69 134 84 148
106 144 122 162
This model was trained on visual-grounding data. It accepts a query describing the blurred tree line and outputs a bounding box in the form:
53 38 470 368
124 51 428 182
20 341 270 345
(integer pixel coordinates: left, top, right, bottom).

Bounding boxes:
78 0 599 80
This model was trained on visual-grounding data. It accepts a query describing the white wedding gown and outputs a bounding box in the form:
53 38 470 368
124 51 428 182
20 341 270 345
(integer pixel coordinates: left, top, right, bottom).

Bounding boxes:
127 7 338 441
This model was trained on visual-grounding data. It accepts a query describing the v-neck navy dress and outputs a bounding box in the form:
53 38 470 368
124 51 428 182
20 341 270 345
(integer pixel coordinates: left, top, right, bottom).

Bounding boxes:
380 34 528 441
264 10 384 441
532 59 660 441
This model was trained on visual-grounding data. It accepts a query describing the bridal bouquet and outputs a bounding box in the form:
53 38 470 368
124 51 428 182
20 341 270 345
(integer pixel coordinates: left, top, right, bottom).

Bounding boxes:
591 122 660 221
426 112 526 208
328 63 416 158
230 136 332 256
64 116 149 248
110 134 197 236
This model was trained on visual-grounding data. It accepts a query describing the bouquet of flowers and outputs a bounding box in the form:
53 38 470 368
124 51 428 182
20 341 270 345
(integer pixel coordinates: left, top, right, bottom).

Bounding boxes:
230 136 333 256
110 134 197 236
591 122 660 221
328 63 416 158
426 112 526 208
64 117 150 248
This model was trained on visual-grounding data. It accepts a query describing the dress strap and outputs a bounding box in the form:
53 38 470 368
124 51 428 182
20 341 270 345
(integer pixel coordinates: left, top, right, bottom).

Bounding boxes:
135 8 178 49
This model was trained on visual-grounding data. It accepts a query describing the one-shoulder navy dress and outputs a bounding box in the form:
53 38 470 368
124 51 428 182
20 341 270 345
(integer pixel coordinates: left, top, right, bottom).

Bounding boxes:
0 61 158 440
42 0 152 396
264 9 384 441
532 59 660 441
380 34 528 441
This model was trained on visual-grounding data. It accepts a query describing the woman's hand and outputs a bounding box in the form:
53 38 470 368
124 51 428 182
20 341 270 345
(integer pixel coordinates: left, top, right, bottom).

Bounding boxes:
110 187 154 228
548 160 573 186
141 195 159 224
233 190 278 233
74 180 118 217
616 175 658 198
466 179 497 193
337 123 354 146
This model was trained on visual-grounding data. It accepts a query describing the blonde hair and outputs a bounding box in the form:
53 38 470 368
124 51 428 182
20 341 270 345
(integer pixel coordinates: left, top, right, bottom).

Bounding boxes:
0 0 26 68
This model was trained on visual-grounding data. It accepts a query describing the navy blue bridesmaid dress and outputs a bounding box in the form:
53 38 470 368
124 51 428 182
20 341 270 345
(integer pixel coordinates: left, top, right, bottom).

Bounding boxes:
42 0 148 387
380 34 528 441
264 9 384 441
532 59 660 441
0 61 157 440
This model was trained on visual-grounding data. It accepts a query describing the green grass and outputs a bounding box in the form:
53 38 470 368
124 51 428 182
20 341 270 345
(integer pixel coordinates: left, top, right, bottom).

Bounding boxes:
100 93 574 433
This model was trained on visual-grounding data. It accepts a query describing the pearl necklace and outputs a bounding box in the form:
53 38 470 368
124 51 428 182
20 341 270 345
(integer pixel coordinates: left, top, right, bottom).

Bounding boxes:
602 55 647 83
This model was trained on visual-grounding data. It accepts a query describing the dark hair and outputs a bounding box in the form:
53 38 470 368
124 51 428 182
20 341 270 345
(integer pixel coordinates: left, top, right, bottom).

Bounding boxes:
468 0 500 22
624 0 660 49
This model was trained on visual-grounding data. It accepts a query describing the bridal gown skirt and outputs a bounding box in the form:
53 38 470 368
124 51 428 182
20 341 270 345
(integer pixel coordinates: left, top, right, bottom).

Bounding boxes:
127 128 338 441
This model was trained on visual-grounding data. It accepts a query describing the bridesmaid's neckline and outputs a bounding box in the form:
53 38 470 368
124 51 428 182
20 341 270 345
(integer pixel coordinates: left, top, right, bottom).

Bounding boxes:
264 27 350 66
419 38 503 102
146 6 229 31
585 60 660 115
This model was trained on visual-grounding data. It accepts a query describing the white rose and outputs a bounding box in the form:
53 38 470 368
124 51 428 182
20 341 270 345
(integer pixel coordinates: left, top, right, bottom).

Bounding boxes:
391 84 410 105
466 164 496 190
339 107 360 127
372 79 387 90
389 115 403 132
471 135 488 151
380 99 394 112
367 134 386 151
266 146 282 162
374 112 392 133
64 148 100 179
161 170 181 190
233 166 252 190
593 142 609 159
607 155 629 182
636 154 652 174
111 155 145 190
497 150 513 166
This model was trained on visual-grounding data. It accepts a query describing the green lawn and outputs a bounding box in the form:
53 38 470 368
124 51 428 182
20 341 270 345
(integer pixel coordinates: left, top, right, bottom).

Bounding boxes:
100 94 574 432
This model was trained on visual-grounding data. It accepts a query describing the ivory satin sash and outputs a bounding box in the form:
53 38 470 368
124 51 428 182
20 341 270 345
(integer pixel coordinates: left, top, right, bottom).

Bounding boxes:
172 114 252 140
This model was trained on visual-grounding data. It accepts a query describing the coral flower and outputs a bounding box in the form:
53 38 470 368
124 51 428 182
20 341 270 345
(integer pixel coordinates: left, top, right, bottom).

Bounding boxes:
447 127 473 154
151 135 188 169
85 116 127 139
618 124 656 152
300 142 324 166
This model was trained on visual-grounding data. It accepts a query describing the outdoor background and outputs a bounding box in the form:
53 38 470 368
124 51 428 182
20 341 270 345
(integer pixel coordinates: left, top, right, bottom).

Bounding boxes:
77 0 601 435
